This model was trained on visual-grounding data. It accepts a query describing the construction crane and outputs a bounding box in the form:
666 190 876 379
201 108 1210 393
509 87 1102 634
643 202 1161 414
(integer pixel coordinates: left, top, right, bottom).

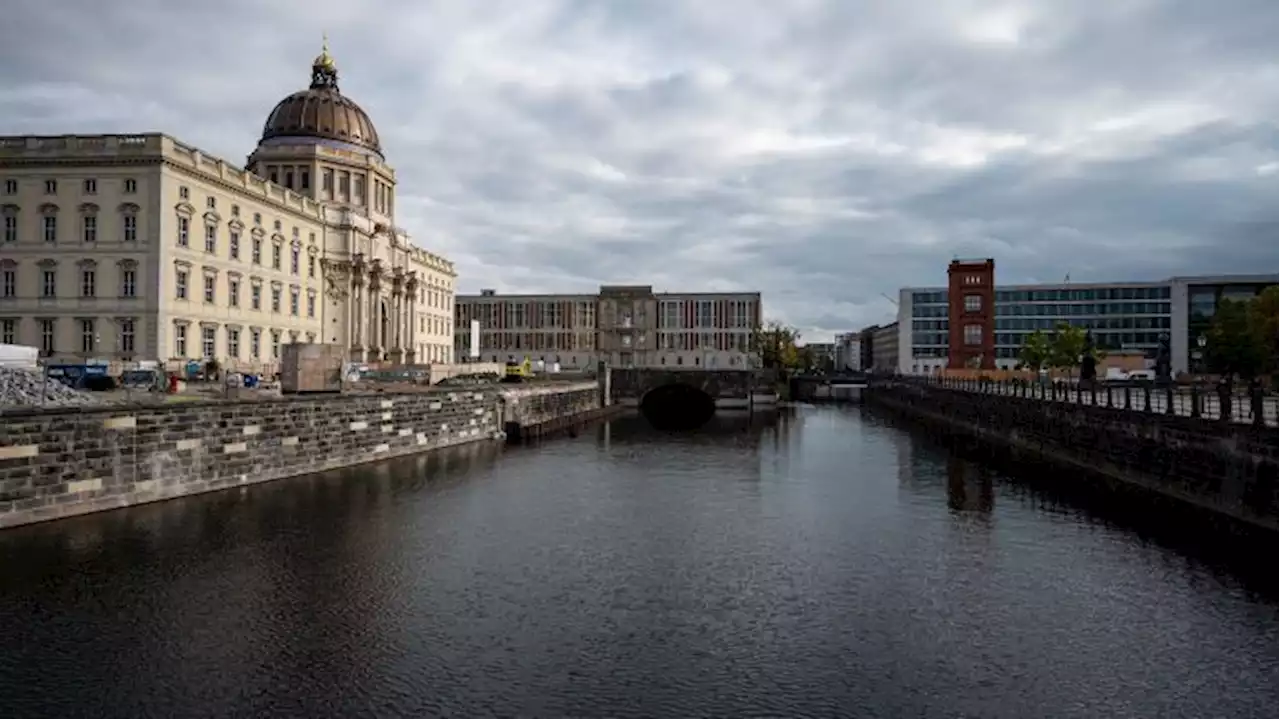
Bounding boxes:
880 292 898 306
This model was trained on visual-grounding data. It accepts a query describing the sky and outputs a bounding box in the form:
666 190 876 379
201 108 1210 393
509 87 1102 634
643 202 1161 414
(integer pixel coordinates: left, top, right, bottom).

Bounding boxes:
1 0 1276 341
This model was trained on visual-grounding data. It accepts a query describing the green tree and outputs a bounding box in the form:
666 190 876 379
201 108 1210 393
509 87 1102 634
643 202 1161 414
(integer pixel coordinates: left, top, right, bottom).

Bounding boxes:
1017 330 1052 371
1048 323 1095 374
1205 290 1275 380
750 322 802 370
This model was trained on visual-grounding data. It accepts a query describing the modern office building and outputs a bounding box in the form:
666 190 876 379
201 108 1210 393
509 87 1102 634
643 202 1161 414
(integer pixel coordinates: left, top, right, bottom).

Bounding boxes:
0 45 457 371
455 285 761 369
898 268 1276 376
833 332 862 372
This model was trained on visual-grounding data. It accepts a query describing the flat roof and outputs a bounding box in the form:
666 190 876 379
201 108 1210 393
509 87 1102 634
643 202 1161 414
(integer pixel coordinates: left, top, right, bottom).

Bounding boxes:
901 273 1277 294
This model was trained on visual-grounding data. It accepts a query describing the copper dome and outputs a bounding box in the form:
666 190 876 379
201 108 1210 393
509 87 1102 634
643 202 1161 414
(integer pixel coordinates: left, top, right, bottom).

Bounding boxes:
259 45 382 156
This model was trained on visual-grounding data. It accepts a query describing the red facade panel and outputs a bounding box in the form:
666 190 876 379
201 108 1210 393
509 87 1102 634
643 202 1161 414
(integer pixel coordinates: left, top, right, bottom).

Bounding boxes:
946 259 996 370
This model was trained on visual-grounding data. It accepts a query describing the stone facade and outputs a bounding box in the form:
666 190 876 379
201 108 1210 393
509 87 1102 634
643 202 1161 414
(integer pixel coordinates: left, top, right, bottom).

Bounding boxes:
500 382 615 440
866 380 1278 530
0 389 506 529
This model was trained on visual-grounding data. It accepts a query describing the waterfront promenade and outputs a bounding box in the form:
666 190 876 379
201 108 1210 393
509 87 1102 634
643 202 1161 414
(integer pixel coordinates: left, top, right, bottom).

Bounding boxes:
904 375 1278 427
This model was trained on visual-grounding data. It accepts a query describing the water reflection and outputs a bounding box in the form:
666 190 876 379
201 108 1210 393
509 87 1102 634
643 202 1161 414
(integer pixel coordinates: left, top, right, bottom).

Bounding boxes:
946 455 995 514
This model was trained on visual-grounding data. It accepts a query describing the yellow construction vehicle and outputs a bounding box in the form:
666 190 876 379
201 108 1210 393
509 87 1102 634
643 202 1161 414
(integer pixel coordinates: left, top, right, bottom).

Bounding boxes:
502 357 533 382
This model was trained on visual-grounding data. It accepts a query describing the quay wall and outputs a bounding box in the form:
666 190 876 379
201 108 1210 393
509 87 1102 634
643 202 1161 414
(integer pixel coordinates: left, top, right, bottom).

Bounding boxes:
500 382 620 441
0 383 606 530
865 380 1278 530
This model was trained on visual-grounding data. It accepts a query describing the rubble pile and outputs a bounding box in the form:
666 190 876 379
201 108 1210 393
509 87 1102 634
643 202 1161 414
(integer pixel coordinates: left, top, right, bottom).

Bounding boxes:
0 366 99 408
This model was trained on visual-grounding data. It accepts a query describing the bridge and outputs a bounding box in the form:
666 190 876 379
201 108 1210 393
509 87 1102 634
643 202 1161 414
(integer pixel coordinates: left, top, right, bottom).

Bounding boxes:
607 368 776 429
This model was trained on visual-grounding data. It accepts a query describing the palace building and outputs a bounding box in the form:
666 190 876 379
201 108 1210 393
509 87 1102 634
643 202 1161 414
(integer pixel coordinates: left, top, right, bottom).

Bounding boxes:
0 43 456 370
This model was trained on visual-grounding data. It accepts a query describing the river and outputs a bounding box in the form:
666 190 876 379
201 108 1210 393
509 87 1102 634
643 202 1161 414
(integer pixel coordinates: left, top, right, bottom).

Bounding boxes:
0 407 1275 719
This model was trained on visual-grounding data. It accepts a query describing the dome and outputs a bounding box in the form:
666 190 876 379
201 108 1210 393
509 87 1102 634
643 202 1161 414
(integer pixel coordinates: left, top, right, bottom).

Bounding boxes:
259 41 382 157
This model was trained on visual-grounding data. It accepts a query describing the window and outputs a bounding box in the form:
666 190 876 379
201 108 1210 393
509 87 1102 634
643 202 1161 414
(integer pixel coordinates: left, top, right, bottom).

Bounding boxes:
306 294 315 318
308 255 316 278
124 178 137 194
2 269 14 297
40 319 55 354
285 170 294 189
251 284 262 310
231 204 240 217
119 319 135 353
273 220 282 231
696 301 713 328
250 328 261 358
82 179 97 195
82 215 97 243
43 215 57 243
290 246 299 274
339 171 350 198
80 268 95 297
121 268 136 297
323 169 334 194
44 180 57 195
269 168 279 184
289 287 299 316
270 330 281 359
122 214 137 242
179 186 190 200
963 294 982 313
1 319 14 345
174 324 188 356
300 171 310 190
963 324 983 346
41 269 56 297
206 196 216 210
228 278 240 307
253 212 261 226
252 237 262 264
80 319 95 353
2 213 15 243
227 328 241 359
3 179 16 195
271 287 281 313
176 270 188 300
354 175 365 204
204 224 216 253
177 216 189 247
229 231 240 260
203 275 215 304
201 326 216 358
272 243 281 270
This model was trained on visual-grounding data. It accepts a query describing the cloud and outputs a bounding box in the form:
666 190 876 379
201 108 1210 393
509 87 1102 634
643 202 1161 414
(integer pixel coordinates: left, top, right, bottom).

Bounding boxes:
1 0 1275 341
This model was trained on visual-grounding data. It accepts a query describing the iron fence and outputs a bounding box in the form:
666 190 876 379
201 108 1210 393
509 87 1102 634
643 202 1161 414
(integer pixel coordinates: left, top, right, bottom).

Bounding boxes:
880 374 1277 428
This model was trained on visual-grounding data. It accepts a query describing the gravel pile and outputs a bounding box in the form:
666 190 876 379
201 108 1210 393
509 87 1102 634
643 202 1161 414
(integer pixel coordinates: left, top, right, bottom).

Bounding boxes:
0 366 99 408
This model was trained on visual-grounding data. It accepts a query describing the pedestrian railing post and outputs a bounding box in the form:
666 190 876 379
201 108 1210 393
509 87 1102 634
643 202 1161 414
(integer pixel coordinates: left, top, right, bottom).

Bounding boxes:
1123 386 1132 411
1165 385 1175 415
1189 385 1201 419
1251 384 1266 428
1142 385 1152 413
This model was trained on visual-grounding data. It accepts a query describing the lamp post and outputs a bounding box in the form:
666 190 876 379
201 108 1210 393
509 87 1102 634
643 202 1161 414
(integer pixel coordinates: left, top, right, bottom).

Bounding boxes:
1194 334 1207 376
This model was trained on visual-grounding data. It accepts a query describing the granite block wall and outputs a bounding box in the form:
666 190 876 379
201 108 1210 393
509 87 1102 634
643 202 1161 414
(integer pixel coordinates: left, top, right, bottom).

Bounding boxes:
0 389 503 529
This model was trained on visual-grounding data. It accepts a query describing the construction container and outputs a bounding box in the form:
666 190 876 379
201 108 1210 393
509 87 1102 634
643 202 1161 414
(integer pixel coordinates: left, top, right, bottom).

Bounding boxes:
280 343 346 394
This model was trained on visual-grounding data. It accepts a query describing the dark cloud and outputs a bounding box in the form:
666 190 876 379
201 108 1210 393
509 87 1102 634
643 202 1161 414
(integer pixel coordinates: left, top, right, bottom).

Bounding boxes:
1 0 1275 340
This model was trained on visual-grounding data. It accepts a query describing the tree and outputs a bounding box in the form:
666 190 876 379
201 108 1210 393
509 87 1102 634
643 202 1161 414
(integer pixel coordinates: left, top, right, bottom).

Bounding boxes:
1048 323 1088 372
750 322 802 371
1017 330 1052 371
1205 290 1275 380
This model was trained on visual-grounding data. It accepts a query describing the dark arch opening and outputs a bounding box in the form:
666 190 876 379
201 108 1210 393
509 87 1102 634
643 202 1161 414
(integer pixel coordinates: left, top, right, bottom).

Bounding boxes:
639 383 716 431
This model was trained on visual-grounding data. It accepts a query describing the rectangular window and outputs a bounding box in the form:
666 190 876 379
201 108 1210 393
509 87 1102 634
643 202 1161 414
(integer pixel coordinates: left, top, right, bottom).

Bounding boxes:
174 324 187 356
177 217 189 247
121 269 136 298
354 175 365 204
271 287 281 313
227 328 241 359
40 319 55 354
289 288 299 316
82 216 96 243
229 231 240 259
119 319 135 353
306 294 315 318
43 215 57 243
204 224 216 253
124 179 137 194
41 270 56 297
1 319 14 345
81 269 95 297
83 179 97 195
272 243 281 270
80 319 95 353
322 169 334 196
963 324 983 346
964 294 982 313
252 238 262 264
176 271 188 300
228 278 240 307
290 247 299 274
203 275 215 304
2 214 16 243
696 301 714 328
271 330 281 359
122 215 137 242
251 284 262 310
3 179 16 195
44 180 57 195
339 171 350 198
201 326 216 358
308 255 316 278
300 170 310 191
1 269 14 297
250 328 261 358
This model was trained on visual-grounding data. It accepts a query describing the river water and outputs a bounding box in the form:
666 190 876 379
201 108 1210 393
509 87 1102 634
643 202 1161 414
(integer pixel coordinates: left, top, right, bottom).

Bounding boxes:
0 407 1275 719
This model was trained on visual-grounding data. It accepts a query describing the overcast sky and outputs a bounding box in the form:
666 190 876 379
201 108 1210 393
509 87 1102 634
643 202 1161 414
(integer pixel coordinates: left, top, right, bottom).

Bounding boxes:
2 0 1276 339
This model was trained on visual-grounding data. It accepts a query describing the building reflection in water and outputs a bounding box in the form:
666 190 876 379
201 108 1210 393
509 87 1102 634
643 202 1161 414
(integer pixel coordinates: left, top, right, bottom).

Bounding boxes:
946 454 995 514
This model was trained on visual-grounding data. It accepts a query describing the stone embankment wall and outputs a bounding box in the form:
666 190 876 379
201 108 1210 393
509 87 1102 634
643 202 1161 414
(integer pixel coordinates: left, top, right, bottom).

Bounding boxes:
866 381 1278 530
500 382 619 441
0 383 604 530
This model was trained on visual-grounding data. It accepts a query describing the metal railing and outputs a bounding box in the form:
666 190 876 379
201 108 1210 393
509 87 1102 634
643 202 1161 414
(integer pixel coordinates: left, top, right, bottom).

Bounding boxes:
877 374 1277 428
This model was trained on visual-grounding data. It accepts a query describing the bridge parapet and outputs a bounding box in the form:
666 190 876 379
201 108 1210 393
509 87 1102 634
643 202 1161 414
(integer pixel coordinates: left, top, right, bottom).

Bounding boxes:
608 368 772 402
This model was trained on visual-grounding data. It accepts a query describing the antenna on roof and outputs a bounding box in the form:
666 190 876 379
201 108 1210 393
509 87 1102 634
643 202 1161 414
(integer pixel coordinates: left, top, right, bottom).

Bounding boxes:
1063 272 1070 283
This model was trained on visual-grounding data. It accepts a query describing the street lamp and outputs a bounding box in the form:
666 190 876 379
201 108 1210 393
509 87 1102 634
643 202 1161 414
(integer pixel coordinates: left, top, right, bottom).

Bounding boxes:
1195 334 1207 375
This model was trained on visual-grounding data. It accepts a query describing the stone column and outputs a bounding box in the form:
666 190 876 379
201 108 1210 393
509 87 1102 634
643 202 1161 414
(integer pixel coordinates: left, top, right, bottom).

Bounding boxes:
367 270 381 362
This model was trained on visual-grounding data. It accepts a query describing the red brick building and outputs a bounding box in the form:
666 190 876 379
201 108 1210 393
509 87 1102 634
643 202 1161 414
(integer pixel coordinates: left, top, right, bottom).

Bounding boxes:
946 259 996 370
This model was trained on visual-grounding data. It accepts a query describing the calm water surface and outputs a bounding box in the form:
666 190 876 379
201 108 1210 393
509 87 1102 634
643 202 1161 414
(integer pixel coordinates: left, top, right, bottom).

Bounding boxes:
0 407 1275 719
